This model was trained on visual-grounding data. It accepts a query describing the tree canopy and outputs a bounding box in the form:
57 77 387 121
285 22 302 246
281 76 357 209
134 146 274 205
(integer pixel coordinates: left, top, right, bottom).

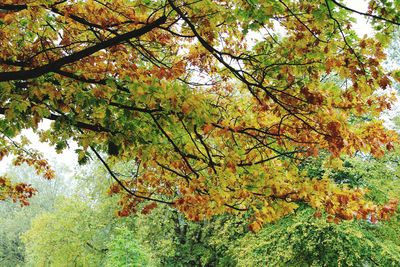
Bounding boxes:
1 0 400 229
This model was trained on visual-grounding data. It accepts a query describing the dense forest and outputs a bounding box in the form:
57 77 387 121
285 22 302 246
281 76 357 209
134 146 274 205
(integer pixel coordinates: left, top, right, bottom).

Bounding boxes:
1 0 400 266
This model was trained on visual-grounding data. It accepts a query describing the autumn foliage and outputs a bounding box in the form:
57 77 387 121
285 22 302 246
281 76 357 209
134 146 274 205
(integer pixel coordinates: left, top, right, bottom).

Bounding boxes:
0 139 54 205
1 0 400 229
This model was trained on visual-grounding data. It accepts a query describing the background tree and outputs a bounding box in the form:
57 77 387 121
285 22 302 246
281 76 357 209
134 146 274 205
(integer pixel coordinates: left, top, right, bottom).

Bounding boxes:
104 225 151 267
0 162 68 266
21 163 149 267
231 150 400 266
134 205 245 266
22 196 115 266
233 208 400 266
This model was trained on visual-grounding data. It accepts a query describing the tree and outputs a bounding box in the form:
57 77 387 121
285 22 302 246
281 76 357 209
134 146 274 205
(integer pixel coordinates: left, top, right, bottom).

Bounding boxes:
19 165 152 267
233 208 400 267
104 225 150 267
1 0 400 228
21 193 150 267
134 205 244 266
0 163 69 266
231 149 400 266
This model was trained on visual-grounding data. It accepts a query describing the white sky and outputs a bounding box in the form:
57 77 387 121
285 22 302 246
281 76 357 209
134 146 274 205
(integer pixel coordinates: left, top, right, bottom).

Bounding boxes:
0 122 78 179
346 0 372 36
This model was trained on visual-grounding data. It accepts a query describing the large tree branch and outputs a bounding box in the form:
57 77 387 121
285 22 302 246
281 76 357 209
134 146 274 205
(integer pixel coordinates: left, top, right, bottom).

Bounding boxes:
0 107 110 133
330 0 400 26
0 4 27 11
0 16 166 82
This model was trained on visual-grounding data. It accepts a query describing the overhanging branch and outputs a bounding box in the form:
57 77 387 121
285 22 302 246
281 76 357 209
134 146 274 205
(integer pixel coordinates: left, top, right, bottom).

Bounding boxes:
330 0 400 26
0 16 166 82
